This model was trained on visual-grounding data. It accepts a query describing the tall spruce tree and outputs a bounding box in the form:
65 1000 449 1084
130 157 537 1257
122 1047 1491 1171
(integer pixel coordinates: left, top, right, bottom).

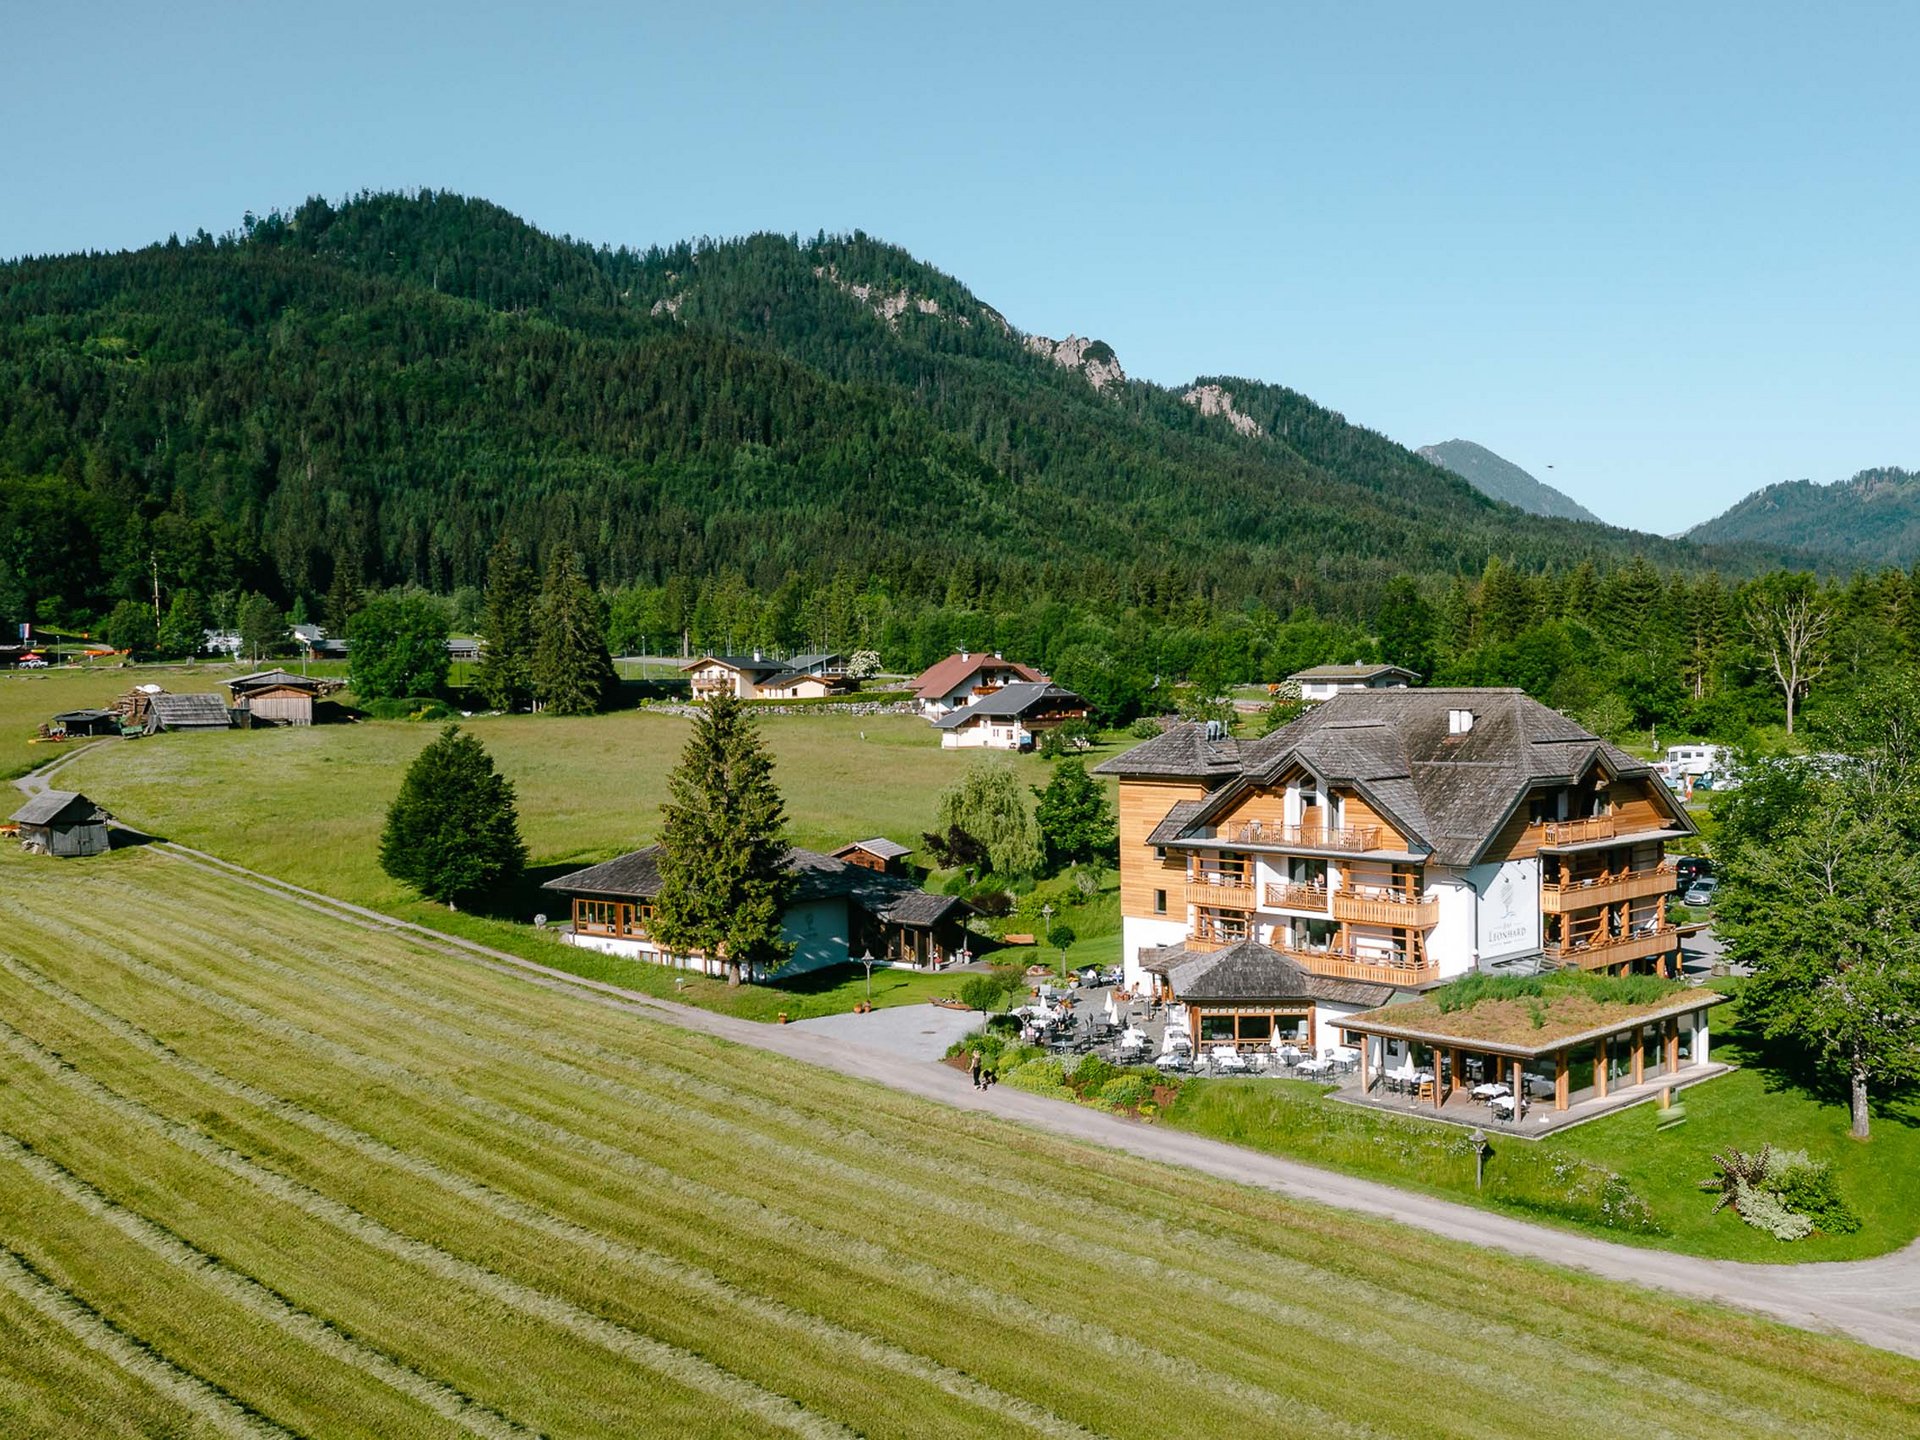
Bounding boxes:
1033 758 1117 873
379 725 527 910
651 694 796 983
532 544 616 715
475 536 537 711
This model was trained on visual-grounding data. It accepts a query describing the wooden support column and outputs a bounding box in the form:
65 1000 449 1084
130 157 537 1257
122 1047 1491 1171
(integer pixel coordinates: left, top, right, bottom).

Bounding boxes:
1595 1038 1609 1099
1665 1019 1679 1076
1631 1028 1645 1086
1359 1035 1370 1092
1555 1050 1569 1110
1512 1058 1525 1117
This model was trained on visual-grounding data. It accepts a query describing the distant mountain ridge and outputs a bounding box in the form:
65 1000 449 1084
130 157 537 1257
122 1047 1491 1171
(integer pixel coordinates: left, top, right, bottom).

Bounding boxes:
1417 440 1603 524
1686 467 1920 567
0 190 1791 629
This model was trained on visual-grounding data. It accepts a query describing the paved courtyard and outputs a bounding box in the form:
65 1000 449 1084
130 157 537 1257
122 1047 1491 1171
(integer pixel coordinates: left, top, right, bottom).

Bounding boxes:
786 1002 984 1061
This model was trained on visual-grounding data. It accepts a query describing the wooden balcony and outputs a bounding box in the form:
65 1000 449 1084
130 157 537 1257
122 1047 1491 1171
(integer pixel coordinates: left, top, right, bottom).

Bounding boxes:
1264 881 1331 912
1221 821 1383 852
1276 943 1438 987
1186 877 1256 910
1538 816 1618 847
1331 888 1439 928
1541 862 1678 914
1547 924 1678 970
1186 921 1251 954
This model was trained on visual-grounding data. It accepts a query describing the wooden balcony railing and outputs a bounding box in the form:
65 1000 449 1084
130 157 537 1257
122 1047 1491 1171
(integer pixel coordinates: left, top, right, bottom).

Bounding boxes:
1547 923 1678 970
1275 943 1438 987
1220 821 1383 852
1264 881 1331 912
1541 862 1678 914
1539 816 1618 847
1186 876 1255 910
1331 889 1439 928
1187 917 1253 953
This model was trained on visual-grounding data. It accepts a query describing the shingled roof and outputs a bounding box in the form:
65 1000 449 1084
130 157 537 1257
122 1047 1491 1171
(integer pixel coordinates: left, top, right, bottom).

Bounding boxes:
543 844 966 928
10 790 110 827
911 653 1046 701
1099 689 1693 866
147 693 233 730
1165 941 1397 1009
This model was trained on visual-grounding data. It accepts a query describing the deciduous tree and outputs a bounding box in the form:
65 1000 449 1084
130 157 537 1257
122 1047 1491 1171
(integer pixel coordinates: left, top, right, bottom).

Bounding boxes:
348 592 450 699
936 763 1042 877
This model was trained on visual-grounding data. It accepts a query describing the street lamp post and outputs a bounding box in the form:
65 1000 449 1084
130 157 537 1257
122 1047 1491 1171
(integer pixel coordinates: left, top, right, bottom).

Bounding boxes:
1469 1128 1490 1190
859 949 877 1009
1039 903 1058 978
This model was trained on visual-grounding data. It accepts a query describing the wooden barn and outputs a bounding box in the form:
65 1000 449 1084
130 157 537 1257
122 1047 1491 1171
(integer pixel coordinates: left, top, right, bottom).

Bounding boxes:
143 692 235 733
10 790 112 857
227 670 328 727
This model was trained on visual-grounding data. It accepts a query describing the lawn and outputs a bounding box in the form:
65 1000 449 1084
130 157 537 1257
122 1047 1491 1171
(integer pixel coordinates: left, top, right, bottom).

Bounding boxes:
0 844 1912 1437
1165 984 1920 1263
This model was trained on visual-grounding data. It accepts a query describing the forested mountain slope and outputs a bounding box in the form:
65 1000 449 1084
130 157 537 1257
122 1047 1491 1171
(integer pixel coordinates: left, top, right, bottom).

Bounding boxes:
1687 468 1920 567
1417 439 1603 523
0 190 1785 627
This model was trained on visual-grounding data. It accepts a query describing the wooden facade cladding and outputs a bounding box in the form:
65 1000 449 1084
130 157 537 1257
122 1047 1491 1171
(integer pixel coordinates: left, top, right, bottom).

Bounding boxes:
1541 862 1677 913
1486 778 1684 864
1331 889 1438 928
1119 779 1207 918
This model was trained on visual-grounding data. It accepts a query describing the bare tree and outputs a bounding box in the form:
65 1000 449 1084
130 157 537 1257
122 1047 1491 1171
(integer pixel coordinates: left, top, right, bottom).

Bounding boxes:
1747 592 1831 735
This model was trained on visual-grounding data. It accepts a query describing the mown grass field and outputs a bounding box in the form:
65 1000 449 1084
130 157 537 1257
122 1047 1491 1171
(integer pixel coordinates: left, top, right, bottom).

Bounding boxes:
0 844 1915 1438
1166 992 1920 1264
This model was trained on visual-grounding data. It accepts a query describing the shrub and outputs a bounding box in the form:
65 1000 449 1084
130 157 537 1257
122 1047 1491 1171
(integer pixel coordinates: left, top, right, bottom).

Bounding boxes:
1002 1057 1073 1100
970 890 1016 918
1701 1145 1856 1240
1768 1150 1861 1236
1127 717 1162 739
1098 1075 1153 1111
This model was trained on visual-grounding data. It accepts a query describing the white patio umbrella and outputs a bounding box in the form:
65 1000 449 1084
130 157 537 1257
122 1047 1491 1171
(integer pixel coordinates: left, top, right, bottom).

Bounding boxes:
1103 992 1120 1027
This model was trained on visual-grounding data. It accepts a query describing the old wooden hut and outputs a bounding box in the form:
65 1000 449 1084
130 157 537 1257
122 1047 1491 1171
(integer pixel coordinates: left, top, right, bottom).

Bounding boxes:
144 692 235 733
227 669 327 727
10 790 112 857
49 708 123 738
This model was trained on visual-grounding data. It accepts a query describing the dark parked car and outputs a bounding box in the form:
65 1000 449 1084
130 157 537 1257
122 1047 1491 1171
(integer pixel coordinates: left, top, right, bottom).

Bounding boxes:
1674 856 1713 892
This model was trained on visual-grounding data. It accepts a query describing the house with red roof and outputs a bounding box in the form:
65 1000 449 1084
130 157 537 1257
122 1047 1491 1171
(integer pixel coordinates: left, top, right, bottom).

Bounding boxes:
910 651 1048 720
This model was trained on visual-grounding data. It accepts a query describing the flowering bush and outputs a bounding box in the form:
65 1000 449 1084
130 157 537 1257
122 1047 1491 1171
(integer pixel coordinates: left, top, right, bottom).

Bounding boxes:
1702 1145 1857 1241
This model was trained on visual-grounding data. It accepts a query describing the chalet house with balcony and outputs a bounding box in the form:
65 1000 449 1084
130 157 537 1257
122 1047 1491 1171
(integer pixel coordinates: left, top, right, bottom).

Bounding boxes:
1288 663 1418 702
911 651 1048 719
1093 688 1693 1045
683 653 788 700
542 843 973 978
933 681 1090 750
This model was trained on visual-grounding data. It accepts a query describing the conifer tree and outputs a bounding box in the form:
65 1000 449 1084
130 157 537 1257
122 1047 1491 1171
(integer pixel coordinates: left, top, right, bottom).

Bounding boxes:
532 544 616 715
651 694 796 984
475 535 537 711
379 725 526 910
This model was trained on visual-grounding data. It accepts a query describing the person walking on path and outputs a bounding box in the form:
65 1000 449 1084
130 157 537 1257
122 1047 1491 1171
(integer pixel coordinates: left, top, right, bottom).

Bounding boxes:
969 1050 984 1089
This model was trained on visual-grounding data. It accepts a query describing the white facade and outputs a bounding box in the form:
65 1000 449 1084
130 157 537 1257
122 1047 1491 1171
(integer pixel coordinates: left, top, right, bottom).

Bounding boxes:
564 897 851 978
1465 857 1543 965
1121 914 1191 992
940 717 1034 750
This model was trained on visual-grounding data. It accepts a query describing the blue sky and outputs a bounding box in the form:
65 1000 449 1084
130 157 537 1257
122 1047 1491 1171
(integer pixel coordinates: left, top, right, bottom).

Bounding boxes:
5 2 1915 533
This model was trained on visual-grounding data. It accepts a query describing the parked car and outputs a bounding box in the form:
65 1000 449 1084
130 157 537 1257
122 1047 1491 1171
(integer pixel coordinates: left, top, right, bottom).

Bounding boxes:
1673 856 1713 892
1682 877 1719 907
17 655 48 669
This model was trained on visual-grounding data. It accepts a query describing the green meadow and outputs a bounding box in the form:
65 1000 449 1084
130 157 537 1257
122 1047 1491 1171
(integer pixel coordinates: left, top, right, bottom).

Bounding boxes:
0 844 1912 1438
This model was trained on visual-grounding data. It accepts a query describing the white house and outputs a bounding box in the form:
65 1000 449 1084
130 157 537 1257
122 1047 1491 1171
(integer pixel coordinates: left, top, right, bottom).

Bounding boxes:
933 682 1090 750
910 651 1049 719
1288 664 1418 702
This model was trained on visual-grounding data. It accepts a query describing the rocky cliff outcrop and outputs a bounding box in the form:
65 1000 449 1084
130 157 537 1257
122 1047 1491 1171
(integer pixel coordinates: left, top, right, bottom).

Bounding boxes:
1025 334 1125 392
1180 383 1265 437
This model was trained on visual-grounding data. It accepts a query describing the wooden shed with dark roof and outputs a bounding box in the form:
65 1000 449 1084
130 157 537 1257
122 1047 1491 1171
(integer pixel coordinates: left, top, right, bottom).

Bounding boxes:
10 790 112 857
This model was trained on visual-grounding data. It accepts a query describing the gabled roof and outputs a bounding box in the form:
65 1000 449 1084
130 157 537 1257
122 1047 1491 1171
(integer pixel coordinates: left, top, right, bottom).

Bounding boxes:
834 837 912 861
911 653 1046 700
932 682 1086 729
228 669 324 694
148 693 233 729
52 709 117 723
682 654 786 676
543 843 966 928
1290 663 1419 683
1102 689 1694 866
10 790 109 827
786 652 843 671
759 668 851 691
1091 722 1243 782
1166 941 1396 1009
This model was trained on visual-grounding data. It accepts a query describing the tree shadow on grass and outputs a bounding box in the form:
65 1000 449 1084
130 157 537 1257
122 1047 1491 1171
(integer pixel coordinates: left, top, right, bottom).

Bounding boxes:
1717 989 1920 1131
467 861 585 924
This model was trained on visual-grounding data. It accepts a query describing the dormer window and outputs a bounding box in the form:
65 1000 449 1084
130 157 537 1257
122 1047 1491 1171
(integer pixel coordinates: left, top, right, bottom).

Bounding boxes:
1448 708 1475 735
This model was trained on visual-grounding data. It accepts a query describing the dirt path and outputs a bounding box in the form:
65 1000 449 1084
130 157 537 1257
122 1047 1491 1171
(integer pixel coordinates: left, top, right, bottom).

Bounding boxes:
104 834 1920 1362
